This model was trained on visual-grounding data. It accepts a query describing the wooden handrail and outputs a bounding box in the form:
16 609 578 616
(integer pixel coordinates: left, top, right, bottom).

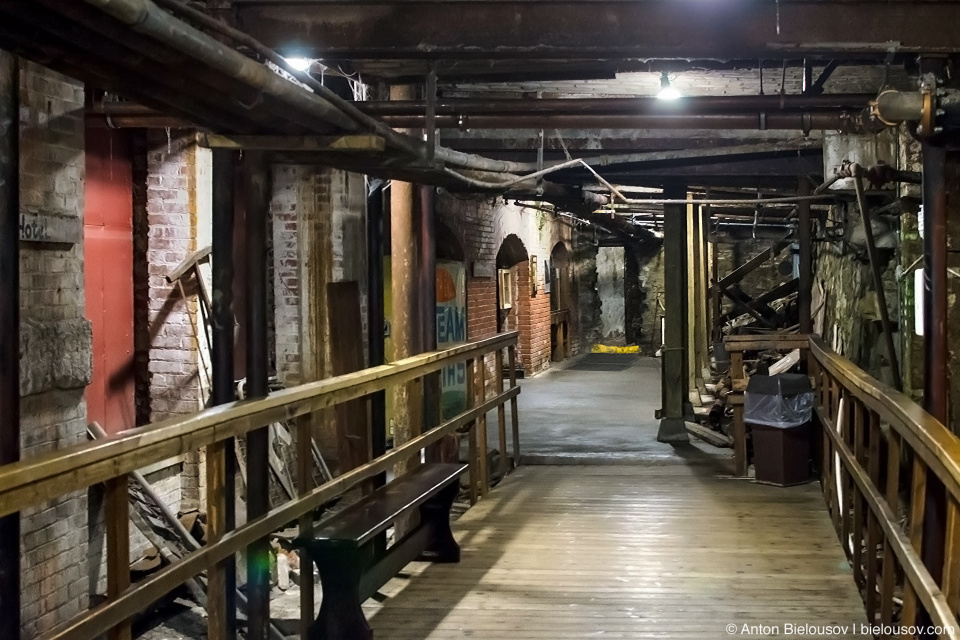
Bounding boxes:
809 334 960 639
47 386 519 640
0 331 517 518
12 331 520 640
810 335 960 504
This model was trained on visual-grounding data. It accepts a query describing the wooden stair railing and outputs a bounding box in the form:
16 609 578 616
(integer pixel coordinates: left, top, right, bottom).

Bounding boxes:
810 335 960 639
0 331 521 640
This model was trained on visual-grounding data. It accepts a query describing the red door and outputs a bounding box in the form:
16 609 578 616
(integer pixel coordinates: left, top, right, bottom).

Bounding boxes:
84 128 135 434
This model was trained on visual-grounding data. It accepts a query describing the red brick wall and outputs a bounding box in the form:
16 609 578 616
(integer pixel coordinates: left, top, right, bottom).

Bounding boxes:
466 277 497 340
438 194 578 377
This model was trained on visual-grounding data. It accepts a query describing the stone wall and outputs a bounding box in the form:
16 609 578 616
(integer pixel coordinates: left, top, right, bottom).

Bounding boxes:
597 246 626 343
631 244 665 351
16 60 92 639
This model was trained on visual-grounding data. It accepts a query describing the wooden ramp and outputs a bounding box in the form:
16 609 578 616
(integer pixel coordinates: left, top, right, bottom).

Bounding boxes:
366 463 870 639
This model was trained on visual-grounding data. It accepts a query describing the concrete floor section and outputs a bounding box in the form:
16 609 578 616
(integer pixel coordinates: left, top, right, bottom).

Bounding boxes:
498 353 714 464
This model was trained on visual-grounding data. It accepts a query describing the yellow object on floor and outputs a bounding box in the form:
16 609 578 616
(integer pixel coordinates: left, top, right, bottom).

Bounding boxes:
591 344 640 354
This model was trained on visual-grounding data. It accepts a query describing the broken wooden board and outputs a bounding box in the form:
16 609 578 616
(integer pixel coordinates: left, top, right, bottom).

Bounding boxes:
686 421 733 448
769 349 802 376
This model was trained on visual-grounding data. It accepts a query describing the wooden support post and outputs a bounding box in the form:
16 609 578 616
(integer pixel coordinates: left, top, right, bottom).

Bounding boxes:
686 195 699 400
105 475 132 640
729 350 747 475
658 181 691 442
244 151 271 640
496 349 508 478
367 182 387 488
0 51 19 639
797 177 813 335
698 204 711 373
209 147 236 640
508 344 521 465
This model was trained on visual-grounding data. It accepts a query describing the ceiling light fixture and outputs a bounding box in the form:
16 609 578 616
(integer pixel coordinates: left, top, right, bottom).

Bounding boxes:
284 57 313 72
657 72 681 100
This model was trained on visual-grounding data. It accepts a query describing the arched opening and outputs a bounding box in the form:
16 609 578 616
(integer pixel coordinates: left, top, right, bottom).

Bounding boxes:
496 234 529 332
495 234 530 372
549 241 574 361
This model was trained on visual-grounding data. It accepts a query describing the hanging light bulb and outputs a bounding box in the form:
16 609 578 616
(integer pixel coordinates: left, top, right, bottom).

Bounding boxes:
657 71 681 100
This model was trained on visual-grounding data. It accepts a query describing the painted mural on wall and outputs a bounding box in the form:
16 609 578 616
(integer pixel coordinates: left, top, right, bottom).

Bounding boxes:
437 260 467 419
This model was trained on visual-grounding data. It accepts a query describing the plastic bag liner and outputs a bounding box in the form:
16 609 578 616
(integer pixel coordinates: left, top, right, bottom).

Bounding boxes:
745 373 814 428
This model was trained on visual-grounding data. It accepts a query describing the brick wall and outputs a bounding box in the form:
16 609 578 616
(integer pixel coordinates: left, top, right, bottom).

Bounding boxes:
271 164 310 386
437 194 576 376
17 60 92 639
136 132 212 513
139 131 205 420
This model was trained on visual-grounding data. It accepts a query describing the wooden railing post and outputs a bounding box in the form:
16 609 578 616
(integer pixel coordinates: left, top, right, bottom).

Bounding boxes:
495 348 508 478
901 457 927 635
297 413 315 639
206 440 228 640
508 344 521 467
477 355 489 497
105 474 131 640
466 357 478 505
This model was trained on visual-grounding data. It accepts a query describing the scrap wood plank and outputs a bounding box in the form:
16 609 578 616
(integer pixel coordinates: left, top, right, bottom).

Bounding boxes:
328 281 371 476
714 234 792 290
686 421 733 448
718 278 799 325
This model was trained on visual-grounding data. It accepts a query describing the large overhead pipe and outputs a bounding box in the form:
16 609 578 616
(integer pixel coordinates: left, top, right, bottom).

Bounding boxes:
377 111 866 131
80 0 357 130
356 94 876 116
0 51 20 640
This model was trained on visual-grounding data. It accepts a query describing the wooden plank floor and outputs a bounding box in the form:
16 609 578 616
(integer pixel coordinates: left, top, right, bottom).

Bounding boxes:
366 464 870 639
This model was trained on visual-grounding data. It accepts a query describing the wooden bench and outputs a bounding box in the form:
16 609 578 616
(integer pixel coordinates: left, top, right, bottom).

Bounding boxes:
298 463 467 640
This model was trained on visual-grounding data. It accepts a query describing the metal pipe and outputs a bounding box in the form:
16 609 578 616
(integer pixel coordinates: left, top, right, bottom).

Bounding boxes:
356 94 876 116
366 181 386 488
921 145 948 422
81 0 357 130
852 169 902 391
377 111 858 131
144 0 536 175
0 51 20 640
419 186 442 462
798 178 813 334
210 148 237 638
242 151 271 640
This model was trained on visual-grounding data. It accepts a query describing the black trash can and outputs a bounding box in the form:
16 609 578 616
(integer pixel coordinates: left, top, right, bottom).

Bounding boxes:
745 373 814 486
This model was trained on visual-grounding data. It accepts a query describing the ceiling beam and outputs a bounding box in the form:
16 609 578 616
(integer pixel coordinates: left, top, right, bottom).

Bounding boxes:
233 0 960 61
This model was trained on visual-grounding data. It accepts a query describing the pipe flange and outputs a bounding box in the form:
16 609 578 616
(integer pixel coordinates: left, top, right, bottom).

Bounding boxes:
917 84 936 138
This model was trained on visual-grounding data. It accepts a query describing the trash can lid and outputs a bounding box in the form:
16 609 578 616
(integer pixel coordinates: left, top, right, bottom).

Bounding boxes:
746 373 812 396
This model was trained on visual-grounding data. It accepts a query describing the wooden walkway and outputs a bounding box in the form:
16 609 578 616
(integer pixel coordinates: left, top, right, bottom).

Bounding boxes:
366 462 870 639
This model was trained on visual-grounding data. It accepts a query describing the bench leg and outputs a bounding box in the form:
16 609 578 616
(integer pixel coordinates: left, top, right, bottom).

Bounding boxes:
418 482 461 563
309 545 373 640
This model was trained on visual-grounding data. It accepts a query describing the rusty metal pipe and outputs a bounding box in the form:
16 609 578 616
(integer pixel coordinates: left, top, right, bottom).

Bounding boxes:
357 94 876 116
81 0 357 130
